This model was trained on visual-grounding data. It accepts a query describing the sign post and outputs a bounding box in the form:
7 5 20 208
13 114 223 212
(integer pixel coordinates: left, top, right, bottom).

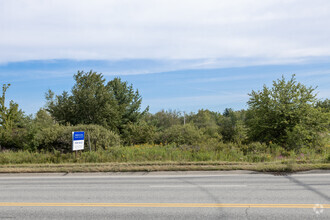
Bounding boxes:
72 131 84 158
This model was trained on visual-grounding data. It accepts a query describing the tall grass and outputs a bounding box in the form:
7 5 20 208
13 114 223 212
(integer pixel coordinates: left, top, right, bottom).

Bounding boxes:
0 142 328 165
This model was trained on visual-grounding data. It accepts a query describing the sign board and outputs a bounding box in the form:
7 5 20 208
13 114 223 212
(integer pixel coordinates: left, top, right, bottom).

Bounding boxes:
72 131 84 151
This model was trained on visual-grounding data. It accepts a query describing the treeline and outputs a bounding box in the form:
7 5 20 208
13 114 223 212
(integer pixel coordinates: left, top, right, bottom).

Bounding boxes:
0 71 329 153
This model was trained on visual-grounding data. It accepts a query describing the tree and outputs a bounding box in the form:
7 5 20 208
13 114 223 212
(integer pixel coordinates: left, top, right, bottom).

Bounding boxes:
0 84 25 129
189 109 222 141
0 84 27 149
315 99 330 130
156 124 203 145
143 110 182 131
219 108 247 144
246 75 328 150
34 109 54 127
46 70 147 133
108 77 148 133
316 99 330 113
122 121 156 145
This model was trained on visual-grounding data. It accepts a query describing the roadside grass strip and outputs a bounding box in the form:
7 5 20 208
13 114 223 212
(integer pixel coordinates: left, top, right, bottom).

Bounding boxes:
0 161 329 173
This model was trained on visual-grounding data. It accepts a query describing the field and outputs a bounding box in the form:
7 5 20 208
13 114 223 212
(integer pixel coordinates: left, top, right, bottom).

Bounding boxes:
1 143 329 173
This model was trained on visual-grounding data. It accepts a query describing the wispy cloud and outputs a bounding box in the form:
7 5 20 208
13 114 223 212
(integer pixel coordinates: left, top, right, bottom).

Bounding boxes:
184 74 264 84
1 0 330 67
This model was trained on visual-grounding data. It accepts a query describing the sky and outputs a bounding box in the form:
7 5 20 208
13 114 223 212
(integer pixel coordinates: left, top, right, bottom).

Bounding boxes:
0 0 329 115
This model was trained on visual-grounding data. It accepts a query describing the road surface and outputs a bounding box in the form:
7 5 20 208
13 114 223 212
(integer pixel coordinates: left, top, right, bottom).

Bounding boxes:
0 171 329 219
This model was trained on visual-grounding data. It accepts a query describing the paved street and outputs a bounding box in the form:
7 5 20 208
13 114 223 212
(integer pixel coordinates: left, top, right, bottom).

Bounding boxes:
0 171 329 219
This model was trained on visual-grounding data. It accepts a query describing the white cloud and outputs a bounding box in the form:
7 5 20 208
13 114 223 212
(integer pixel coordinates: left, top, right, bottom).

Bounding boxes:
1 0 330 64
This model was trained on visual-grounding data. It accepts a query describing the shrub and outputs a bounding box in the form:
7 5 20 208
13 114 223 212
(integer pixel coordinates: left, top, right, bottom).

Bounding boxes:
155 124 203 145
34 124 120 152
122 121 156 145
0 127 27 150
246 75 328 150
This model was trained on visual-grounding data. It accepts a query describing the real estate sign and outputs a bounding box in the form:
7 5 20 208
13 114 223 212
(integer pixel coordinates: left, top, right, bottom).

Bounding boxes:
72 131 84 151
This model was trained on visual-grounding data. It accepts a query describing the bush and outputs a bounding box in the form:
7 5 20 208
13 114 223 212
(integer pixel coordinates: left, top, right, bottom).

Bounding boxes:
34 124 120 152
122 121 156 145
0 127 28 150
155 124 204 145
246 75 328 150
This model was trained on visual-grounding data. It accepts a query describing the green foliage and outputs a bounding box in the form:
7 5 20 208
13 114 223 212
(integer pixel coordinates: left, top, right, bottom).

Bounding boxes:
0 84 28 150
1 74 328 163
0 84 25 130
46 70 147 133
1 142 328 164
316 99 330 130
144 110 182 130
0 127 27 150
34 109 54 127
147 110 223 144
246 75 328 150
156 124 204 145
232 120 248 145
108 77 148 133
46 70 118 129
189 109 222 140
240 142 269 155
189 109 219 128
316 99 330 112
219 108 247 144
122 121 156 145
33 124 120 152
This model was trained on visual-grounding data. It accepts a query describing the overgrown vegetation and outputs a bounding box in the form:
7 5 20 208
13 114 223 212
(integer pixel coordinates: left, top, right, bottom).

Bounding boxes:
0 72 329 170
0 143 328 165
246 75 328 150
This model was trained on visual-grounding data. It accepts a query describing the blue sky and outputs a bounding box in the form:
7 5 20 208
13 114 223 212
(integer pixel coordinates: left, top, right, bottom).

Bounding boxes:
1 0 329 115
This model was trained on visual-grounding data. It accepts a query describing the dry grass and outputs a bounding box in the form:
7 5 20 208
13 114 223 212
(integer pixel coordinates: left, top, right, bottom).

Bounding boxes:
1 161 329 173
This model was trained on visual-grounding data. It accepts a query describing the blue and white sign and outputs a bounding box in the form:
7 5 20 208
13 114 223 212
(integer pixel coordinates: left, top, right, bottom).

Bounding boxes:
72 131 84 151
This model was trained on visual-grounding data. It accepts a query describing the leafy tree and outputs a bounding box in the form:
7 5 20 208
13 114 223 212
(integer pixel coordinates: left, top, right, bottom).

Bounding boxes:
0 84 25 129
316 99 330 113
143 110 182 131
189 109 222 140
219 108 237 142
46 71 117 129
190 109 219 129
219 108 247 144
46 70 147 133
246 75 328 150
156 124 203 145
108 77 148 133
0 84 27 149
122 121 156 145
34 109 54 127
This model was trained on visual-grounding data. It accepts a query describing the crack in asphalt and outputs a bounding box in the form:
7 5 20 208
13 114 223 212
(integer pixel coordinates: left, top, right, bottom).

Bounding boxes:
245 206 250 220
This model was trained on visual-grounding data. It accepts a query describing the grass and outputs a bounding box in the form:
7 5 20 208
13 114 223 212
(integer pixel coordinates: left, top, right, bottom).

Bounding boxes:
0 143 329 173
0 161 329 173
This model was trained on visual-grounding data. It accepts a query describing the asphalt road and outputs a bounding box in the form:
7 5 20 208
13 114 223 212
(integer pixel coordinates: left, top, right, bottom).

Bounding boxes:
0 171 329 219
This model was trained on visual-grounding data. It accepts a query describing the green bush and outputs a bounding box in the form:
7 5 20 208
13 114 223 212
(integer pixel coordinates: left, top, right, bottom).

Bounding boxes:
246 75 329 150
155 124 204 145
0 127 27 150
34 124 120 152
122 121 156 145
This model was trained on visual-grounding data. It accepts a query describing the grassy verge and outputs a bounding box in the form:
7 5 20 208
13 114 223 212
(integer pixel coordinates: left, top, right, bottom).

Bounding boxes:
1 161 330 173
0 143 329 173
1 144 329 164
